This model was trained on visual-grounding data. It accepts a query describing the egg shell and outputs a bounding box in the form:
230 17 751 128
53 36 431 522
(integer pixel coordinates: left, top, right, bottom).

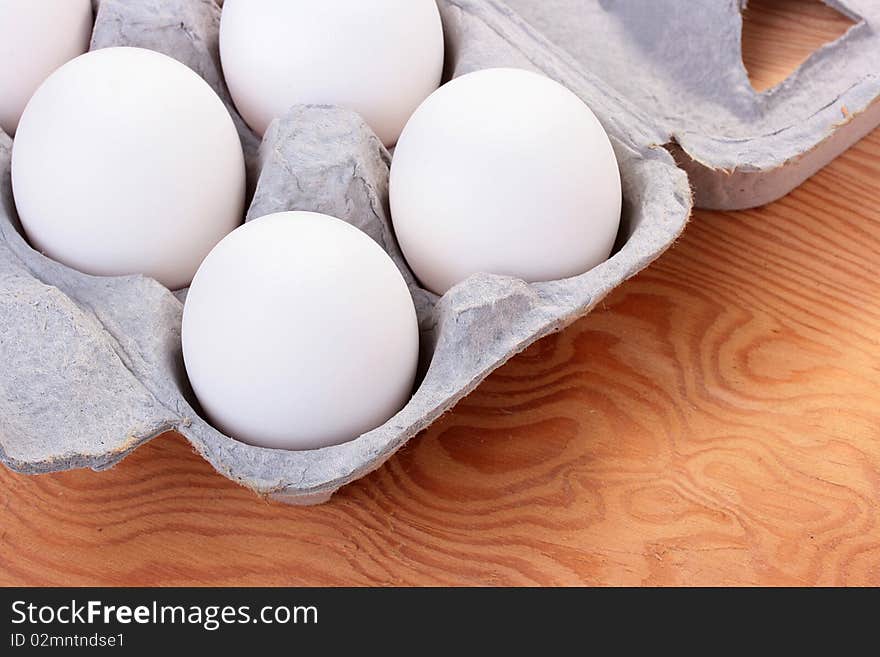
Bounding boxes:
11 46 246 290
390 67 622 295
219 0 445 147
0 0 93 136
182 211 420 451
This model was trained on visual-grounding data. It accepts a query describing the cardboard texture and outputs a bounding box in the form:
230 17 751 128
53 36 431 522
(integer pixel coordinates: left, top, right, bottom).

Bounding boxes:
1 0 875 504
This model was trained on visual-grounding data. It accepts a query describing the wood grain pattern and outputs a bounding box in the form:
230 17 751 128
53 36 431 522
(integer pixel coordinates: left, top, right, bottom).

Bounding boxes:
1 3 879 587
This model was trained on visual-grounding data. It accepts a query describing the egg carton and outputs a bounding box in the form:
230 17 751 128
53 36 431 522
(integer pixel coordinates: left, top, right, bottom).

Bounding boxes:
0 0 875 505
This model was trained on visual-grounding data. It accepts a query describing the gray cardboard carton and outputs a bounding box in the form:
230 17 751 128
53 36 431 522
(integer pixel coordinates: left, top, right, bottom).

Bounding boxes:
1 0 876 504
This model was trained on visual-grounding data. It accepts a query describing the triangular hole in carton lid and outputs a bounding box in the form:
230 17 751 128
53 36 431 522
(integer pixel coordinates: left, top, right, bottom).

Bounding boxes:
742 0 857 92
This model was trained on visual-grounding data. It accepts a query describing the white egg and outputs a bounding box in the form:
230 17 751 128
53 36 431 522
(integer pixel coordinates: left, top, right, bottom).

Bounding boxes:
219 0 445 147
390 68 623 296
11 47 246 290
0 0 93 136
182 211 420 451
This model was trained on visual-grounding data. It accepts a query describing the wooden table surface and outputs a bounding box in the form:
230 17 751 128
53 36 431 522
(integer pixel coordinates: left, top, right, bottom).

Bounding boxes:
1 1 877 587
